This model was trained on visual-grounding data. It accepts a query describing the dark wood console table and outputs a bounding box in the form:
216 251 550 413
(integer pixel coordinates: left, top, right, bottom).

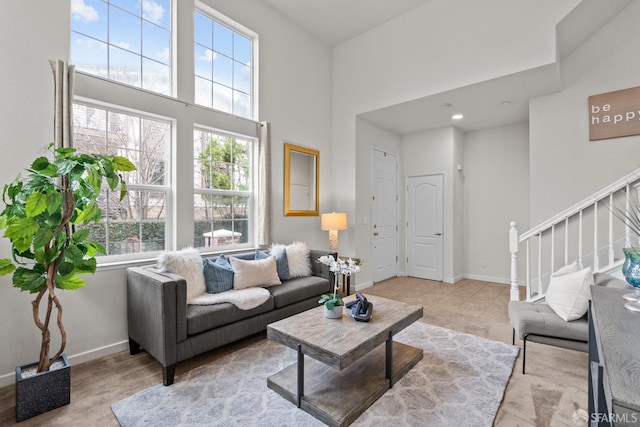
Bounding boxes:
588 286 640 426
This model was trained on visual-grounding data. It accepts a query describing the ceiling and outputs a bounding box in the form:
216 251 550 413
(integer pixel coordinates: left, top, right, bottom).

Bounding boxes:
262 0 433 47
359 65 558 134
262 0 630 135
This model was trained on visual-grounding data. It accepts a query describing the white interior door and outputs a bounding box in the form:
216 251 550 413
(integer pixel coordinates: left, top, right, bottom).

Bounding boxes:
406 174 444 281
372 149 397 282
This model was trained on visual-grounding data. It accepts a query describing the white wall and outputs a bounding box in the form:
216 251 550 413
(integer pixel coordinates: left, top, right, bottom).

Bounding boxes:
0 0 72 387
0 0 332 386
401 127 458 282
530 0 640 225
333 0 580 279
453 128 465 281
464 122 530 283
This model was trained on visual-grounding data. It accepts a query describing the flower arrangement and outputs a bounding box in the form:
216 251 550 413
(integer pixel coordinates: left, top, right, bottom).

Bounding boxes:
316 255 361 309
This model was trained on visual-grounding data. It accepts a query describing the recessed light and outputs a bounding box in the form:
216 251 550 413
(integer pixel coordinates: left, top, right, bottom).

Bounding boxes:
502 100 511 106
452 114 463 120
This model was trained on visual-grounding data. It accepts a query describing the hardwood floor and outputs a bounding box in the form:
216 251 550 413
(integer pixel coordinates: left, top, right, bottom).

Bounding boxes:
0 277 588 426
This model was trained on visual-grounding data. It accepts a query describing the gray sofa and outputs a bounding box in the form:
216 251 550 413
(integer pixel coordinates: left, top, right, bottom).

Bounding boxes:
508 272 628 374
126 249 334 385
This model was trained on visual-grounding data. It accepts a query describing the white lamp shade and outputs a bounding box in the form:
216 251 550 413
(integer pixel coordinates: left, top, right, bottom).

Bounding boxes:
321 212 347 231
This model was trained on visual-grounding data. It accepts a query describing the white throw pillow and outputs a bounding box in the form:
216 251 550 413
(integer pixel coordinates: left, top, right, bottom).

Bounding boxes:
157 247 206 303
230 256 281 290
551 260 580 277
285 241 311 278
270 243 287 255
545 267 594 321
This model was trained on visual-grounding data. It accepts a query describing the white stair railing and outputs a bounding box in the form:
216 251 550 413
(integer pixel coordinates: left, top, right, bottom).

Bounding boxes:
510 168 640 301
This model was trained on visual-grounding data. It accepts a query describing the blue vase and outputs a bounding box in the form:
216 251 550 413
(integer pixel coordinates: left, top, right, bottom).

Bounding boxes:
623 247 640 288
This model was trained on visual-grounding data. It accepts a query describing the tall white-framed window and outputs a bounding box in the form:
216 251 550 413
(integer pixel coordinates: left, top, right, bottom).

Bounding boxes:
194 4 256 119
72 102 171 259
71 0 172 96
70 1 260 263
194 128 254 250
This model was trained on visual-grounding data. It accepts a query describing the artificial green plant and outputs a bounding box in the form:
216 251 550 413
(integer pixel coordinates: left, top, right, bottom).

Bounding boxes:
0 144 135 373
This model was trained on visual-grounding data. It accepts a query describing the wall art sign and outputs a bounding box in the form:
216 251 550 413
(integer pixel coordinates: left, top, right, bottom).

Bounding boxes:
589 86 640 141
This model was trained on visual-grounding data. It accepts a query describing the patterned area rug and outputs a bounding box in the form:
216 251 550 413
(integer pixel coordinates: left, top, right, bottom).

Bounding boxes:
112 322 518 426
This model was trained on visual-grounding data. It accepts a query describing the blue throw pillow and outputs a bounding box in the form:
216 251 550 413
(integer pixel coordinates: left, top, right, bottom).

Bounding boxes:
255 249 290 281
202 255 234 294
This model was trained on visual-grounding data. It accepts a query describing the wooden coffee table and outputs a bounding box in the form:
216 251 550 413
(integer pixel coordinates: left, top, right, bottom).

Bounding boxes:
267 294 423 427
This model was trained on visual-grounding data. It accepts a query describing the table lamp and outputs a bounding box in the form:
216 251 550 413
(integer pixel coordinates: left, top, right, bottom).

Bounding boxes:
321 212 347 253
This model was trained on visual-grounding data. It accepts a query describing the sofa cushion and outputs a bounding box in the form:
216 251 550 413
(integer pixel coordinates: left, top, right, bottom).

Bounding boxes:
230 256 281 289
187 296 275 335
256 249 290 281
202 255 234 294
278 241 312 278
157 247 205 303
545 267 593 321
269 275 331 308
508 300 588 343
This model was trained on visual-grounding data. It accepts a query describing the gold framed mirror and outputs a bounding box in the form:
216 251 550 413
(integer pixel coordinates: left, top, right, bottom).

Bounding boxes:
284 142 319 216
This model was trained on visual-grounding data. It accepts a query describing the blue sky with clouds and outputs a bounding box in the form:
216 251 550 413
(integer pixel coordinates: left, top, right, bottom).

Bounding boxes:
71 0 252 116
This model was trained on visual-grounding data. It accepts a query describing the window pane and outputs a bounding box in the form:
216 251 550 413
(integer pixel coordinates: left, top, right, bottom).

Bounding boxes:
108 111 140 147
142 58 170 95
195 77 212 108
82 190 166 255
143 21 170 65
109 45 142 87
234 32 251 65
233 218 249 244
194 131 253 191
71 0 108 42
232 139 251 190
213 22 232 57
71 33 108 77
196 137 228 190
142 0 170 29
193 129 253 250
110 0 141 15
71 0 172 96
73 104 107 151
233 91 251 119
194 11 212 48
73 104 170 258
213 54 233 88
233 61 250 94
212 83 232 113
141 118 169 185
109 5 141 54
194 45 212 79
194 10 254 117
194 196 248 248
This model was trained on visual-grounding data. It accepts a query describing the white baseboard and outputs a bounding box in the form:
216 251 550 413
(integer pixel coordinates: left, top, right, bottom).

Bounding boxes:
463 273 524 286
444 274 465 284
353 281 374 291
0 340 129 388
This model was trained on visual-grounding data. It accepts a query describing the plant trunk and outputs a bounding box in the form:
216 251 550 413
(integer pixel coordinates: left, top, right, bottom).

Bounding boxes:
33 178 73 373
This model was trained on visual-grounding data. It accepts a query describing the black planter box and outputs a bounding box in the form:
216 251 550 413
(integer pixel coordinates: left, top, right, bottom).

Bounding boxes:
15 354 70 422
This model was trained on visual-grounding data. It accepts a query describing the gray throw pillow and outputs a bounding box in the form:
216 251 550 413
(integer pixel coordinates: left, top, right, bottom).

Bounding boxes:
255 249 290 281
202 255 234 294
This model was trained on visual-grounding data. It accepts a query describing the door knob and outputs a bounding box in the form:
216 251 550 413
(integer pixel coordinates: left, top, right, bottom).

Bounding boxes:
434 232 442 236
373 232 379 236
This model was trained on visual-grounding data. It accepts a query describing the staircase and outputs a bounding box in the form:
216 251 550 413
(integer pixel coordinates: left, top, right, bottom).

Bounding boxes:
509 168 640 301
